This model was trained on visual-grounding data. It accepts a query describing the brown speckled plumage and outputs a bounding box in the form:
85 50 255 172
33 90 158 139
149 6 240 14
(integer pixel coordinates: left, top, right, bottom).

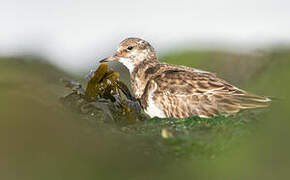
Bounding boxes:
100 37 271 118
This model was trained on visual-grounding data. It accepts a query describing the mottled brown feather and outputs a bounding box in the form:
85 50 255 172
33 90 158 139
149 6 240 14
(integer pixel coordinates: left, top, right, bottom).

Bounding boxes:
108 37 270 118
137 63 270 118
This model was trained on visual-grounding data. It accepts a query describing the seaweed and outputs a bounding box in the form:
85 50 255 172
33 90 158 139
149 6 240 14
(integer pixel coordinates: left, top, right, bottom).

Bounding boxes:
59 64 145 125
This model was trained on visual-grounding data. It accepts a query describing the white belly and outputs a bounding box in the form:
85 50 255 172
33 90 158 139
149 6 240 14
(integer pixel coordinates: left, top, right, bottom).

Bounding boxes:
144 98 166 118
144 83 166 118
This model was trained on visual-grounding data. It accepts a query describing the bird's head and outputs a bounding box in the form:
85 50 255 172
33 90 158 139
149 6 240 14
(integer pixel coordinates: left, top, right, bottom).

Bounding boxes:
100 38 157 73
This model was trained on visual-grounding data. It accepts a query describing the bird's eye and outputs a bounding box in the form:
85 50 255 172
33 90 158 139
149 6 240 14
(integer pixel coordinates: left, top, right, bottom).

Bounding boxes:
127 46 133 50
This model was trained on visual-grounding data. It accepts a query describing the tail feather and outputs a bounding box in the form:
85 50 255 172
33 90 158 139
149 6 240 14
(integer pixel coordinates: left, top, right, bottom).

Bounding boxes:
235 92 271 109
215 91 271 115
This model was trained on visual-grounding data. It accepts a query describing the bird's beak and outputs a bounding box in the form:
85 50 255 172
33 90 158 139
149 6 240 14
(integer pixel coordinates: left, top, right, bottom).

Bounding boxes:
99 54 120 63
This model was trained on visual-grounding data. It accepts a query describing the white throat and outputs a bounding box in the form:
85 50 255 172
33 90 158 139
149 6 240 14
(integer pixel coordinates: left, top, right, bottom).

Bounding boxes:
119 58 134 74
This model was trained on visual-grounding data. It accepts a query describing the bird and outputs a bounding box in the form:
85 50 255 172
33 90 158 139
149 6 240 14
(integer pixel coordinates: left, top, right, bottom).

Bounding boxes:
100 37 271 118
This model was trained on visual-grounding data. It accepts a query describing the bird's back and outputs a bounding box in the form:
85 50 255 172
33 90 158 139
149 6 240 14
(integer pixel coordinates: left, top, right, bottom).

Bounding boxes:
140 63 270 118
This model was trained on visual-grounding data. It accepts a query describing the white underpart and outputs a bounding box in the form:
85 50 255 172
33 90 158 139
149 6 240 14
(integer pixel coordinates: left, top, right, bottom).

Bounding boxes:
119 57 134 73
144 82 166 118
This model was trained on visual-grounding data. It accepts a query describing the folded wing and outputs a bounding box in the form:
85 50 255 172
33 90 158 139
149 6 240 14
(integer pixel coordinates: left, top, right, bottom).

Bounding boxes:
142 67 270 118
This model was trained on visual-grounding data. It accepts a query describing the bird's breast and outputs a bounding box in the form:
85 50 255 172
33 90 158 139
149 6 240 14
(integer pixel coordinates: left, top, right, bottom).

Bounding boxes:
143 82 166 118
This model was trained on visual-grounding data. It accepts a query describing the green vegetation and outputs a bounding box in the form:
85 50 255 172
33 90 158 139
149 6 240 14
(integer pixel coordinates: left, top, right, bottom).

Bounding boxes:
1 50 290 180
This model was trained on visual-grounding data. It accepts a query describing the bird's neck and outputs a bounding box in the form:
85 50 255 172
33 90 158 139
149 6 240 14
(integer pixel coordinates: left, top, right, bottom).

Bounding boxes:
130 58 159 99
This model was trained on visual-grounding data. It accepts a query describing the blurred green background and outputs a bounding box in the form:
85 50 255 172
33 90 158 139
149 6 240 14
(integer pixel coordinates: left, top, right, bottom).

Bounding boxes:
1 49 290 180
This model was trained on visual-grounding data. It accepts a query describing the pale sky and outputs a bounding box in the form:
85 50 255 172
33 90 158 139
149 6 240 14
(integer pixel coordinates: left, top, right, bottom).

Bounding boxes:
0 0 290 71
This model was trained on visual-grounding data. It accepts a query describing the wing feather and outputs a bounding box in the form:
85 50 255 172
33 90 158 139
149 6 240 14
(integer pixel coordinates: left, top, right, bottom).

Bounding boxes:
146 66 270 118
